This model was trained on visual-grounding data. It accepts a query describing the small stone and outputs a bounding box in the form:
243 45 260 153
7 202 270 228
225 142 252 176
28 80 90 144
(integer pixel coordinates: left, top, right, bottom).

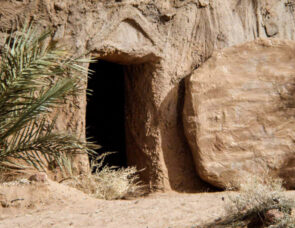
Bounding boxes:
53 25 65 41
199 0 209 7
160 13 175 22
265 209 285 225
54 2 66 11
19 179 30 185
1 200 9 208
28 173 48 183
265 21 279 37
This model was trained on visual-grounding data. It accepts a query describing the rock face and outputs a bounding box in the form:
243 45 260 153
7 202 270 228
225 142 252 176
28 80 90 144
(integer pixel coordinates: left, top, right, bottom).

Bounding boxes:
1 0 295 191
183 39 295 188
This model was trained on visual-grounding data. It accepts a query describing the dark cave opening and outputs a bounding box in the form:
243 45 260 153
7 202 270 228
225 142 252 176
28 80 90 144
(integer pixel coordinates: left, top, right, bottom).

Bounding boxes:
86 60 127 168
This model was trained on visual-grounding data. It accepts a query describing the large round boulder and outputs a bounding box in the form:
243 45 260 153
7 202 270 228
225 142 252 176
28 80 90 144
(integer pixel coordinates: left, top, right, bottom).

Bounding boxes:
183 39 295 188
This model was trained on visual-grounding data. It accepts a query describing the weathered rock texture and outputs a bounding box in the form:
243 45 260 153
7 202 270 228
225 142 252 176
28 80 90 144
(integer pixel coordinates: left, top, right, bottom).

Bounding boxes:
183 39 295 188
1 0 295 191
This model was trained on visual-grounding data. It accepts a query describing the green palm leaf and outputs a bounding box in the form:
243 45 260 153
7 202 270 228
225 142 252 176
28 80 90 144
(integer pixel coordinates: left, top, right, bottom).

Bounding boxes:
0 23 97 172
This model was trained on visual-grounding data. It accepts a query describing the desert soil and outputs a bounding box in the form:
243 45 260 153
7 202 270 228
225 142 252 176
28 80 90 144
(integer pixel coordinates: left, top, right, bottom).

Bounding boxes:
0 179 233 228
3 179 294 228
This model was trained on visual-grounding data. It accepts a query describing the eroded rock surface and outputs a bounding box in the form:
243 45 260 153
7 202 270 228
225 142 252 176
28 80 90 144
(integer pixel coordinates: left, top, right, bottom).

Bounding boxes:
1 0 295 191
183 39 295 188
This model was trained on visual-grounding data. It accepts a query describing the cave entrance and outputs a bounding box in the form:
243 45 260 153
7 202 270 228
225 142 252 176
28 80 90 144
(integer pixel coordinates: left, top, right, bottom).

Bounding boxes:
86 60 127 168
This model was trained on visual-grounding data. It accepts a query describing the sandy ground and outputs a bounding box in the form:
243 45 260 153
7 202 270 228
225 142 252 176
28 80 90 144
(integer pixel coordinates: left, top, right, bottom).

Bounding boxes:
0 179 234 228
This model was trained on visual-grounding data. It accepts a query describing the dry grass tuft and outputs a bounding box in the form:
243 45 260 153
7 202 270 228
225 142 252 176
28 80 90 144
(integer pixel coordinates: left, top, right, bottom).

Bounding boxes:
63 153 145 200
205 174 295 227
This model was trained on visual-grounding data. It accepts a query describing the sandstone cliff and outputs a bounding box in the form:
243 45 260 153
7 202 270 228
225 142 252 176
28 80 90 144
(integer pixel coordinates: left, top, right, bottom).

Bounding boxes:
1 0 295 191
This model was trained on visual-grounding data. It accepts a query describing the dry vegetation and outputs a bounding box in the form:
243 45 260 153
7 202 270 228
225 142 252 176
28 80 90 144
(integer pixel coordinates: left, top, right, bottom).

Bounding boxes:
63 154 145 200
205 175 295 228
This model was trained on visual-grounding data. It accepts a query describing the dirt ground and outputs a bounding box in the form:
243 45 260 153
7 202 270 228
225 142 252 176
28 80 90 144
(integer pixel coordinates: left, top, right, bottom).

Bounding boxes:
2 179 295 228
0 179 234 228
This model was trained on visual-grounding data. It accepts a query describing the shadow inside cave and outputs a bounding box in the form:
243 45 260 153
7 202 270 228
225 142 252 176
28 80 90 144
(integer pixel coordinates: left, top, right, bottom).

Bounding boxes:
86 60 127 168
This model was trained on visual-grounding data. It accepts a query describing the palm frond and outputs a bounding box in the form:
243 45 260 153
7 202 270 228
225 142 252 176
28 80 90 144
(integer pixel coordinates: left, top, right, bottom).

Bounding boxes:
0 23 97 172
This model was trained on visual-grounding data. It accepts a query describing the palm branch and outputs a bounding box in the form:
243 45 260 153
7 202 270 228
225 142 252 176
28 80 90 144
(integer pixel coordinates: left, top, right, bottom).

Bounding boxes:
0 24 97 171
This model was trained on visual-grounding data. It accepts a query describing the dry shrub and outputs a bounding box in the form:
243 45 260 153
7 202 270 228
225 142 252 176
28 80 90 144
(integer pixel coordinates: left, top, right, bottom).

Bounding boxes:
205 174 295 228
64 153 145 200
0 166 33 183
